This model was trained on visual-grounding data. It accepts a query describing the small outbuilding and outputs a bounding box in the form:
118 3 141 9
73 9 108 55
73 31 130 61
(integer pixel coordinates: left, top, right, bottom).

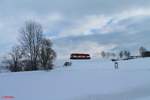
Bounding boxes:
64 62 72 67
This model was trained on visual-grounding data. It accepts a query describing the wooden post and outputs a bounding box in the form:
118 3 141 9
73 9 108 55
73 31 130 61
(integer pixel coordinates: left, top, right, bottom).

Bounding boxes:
114 62 118 69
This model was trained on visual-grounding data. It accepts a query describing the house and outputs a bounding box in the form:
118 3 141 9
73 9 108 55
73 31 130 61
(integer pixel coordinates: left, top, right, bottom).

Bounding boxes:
142 51 150 57
70 53 91 60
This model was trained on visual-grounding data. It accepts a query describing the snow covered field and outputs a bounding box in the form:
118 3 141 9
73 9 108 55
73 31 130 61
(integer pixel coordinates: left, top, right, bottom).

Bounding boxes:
0 58 150 100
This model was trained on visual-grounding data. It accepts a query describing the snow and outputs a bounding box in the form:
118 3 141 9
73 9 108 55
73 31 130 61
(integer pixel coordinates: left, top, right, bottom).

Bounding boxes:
0 58 150 100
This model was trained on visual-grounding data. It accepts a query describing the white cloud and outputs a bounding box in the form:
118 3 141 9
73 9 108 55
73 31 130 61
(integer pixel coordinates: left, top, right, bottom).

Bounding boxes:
60 15 110 37
58 8 150 37
115 8 150 21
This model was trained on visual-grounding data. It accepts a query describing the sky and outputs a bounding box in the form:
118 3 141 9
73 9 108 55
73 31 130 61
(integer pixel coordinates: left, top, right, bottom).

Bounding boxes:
0 0 150 59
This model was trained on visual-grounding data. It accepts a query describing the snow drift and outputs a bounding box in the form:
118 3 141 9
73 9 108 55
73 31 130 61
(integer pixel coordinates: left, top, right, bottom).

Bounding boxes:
0 58 150 100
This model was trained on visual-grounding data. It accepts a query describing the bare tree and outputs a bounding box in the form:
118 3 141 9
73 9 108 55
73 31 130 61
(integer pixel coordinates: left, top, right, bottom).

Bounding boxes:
39 38 56 70
124 50 130 58
139 46 146 56
2 20 56 72
19 21 43 70
101 51 106 58
3 46 23 72
119 50 130 59
119 51 123 58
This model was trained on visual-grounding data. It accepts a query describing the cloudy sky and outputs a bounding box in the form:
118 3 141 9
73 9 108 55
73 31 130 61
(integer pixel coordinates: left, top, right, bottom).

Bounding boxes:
0 0 150 59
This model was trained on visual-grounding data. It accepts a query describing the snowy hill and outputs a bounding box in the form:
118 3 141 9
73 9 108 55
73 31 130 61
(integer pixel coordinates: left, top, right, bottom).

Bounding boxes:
0 58 150 100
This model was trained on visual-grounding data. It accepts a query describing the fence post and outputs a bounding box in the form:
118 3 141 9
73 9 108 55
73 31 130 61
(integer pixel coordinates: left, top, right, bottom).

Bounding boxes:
114 62 118 69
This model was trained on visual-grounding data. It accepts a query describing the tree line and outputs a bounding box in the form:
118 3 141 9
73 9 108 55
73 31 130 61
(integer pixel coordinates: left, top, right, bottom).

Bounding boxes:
101 46 147 59
3 21 56 72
